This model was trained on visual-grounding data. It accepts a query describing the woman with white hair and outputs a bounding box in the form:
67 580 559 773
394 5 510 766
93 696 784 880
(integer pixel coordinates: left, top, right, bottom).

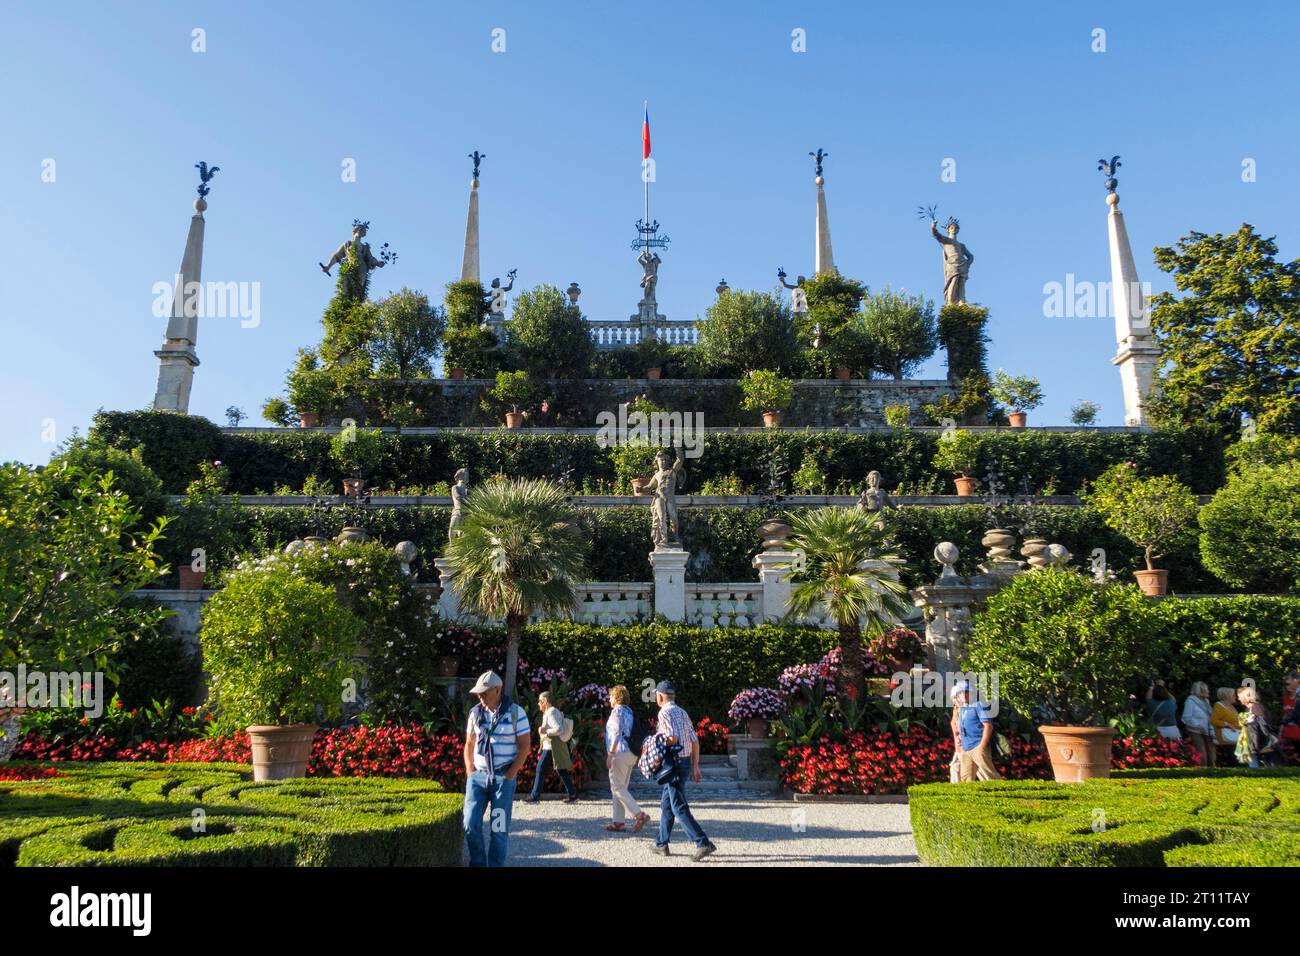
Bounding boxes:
1181 681 1215 767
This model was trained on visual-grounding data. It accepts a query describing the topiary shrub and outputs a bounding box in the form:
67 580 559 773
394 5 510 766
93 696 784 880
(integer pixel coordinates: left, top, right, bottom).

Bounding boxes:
1199 460 1300 593
90 410 222 493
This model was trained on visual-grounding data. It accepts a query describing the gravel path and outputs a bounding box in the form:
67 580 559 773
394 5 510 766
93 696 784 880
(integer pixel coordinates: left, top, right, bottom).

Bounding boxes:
476 794 919 867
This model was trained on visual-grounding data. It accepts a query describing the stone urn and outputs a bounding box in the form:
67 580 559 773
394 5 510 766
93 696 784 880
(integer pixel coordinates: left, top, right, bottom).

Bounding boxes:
762 411 782 428
1021 537 1050 569
757 518 793 551
303 535 330 549
342 477 366 496
178 566 207 589
1134 569 1169 596
981 528 1016 562
247 724 318 781
1038 726 1115 782
1008 411 1028 428
746 718 769 739
953 476 979 497
630 478 650 496
299 412 320 428
335 526 371 546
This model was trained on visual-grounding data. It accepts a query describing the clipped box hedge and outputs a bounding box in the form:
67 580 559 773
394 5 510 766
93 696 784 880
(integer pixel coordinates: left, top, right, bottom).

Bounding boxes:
0 762 463 867
91 410 1226 497
908 769 1300 867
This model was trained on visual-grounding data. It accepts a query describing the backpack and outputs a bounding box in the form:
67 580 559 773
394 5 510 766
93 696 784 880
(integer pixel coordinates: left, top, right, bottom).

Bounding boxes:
624 711 653 757
559 715 575 743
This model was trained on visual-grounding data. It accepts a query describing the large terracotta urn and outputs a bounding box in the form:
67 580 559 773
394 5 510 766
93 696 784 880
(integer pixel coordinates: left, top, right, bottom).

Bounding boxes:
178 566 207 590
504 412 524 429
1133 569 1169 596
762 411 782 428
1038 726 1115 782
954 476 979 497
1008 411 1028 428
342 477 366 497
247 724 318 781
299 412 320 428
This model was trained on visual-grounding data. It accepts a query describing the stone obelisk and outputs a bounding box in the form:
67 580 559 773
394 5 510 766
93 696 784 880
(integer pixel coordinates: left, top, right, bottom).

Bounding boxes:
1100 157 1159 426
152 173 211 414
460 151 483 282
812 149 835 275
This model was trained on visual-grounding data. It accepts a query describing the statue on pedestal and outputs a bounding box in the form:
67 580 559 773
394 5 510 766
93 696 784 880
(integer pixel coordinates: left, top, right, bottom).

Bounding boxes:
487 269 517 315
928 216 974 305
646 447 684 549
638 249 661 304
320 219 387 301
856 470 897 528
448 468 469 540
777 268 809 314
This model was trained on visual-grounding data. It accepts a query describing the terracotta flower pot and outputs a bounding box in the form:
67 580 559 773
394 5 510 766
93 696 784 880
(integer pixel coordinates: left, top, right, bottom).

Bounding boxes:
504 412 524 429
1008 411 1028 428
299 412 320 428
342 477 366 497
1038 726 1115 782
835 367 852 380
335 526 370 546
646 367 662 380
762 411 782 428
437 656 459 678
449 367 466 380
746 717 769 739
178 566 207 590
1134 569 1169 596
954 476 979 497
247 724 318 781
630 478 650 496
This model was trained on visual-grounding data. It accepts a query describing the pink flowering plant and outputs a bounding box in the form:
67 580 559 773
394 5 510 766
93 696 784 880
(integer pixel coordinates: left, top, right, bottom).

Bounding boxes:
727 687 785 722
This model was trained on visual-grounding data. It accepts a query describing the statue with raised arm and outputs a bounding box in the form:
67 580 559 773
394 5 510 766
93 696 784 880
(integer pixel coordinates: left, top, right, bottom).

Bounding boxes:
638 249 661 302
645 447 684 549
487 269 517 315
320 219 386 302
929 216 974 304
777 267 809 314
448 468 469 540
856 469 897 528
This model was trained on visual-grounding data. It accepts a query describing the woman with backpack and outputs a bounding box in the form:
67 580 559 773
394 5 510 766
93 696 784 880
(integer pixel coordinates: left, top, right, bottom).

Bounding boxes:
524 691 579 804
604 685 650 833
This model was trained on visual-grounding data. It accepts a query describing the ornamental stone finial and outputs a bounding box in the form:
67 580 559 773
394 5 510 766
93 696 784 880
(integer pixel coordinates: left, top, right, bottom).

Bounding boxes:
809 148 828 183
1098 155 1121 198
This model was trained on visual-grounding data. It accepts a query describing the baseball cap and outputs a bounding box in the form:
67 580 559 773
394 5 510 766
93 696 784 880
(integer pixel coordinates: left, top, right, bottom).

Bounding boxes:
470 671 503 694
655 680 677 695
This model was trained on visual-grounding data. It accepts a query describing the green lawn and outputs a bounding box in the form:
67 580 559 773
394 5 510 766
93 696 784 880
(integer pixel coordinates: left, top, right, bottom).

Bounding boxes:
0 762 463 867
909 768 1300 867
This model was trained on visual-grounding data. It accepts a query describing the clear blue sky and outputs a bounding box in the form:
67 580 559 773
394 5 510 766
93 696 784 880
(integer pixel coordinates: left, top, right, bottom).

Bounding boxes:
3 0 1297 466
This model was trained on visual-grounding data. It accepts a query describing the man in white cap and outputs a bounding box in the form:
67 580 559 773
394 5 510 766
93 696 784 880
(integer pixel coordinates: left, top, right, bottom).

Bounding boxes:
463 670 531 867
953 679 1001 782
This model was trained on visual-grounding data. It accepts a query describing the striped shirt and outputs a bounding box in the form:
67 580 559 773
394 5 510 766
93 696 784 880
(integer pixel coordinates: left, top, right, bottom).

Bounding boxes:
466 703 531 772
656 701 697 760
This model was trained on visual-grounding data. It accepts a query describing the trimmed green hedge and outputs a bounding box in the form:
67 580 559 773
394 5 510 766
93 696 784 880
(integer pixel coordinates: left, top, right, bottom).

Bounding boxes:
908 769 1300 867
0 762 462 867
91 411 1227 497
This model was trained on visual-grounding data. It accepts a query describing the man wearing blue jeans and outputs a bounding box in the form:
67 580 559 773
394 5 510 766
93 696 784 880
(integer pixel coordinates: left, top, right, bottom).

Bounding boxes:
463 671 531 867
651 681 717 862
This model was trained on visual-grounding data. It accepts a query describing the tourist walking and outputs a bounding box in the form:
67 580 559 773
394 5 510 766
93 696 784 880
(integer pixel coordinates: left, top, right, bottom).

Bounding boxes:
524 691 578 804
462 671 531 867
954 680 1001 782
649 680 717 861
949 682 994 782
604 685 650 832
1144 680 1182 739
1236 684 1283 768
1181 681 1215 767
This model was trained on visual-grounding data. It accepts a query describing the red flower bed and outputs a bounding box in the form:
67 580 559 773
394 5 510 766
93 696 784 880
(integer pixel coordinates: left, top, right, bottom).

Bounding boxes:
779 728 1198 795
0 764 65 781
695 718 730 756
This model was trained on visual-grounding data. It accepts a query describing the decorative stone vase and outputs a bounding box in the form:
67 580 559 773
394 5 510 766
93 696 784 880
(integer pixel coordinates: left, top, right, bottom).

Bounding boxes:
342 477 366 497
762 411 782 428
835 367 852 380
1133 569 1169 596
247 724 318 781
449 367 466 380
646 367 662 380
757 518 792 550
1008 411 1028 428
1021 537 1050 569
178 566 207 590
335 526 371 546
436 656 459 678
504 412 524 429
746 717 769 739
303 535 330 548
954 476 979 497
981 528 1016 562
630 478 650 496
299 412 320 428
1038 726 1115 782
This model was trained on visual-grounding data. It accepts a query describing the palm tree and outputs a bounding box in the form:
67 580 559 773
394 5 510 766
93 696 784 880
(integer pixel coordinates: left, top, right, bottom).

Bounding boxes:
443 478 588 693
780 507 912 699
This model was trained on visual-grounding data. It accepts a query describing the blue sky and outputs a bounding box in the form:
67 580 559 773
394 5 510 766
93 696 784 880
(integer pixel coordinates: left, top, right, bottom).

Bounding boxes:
3 0 1297 465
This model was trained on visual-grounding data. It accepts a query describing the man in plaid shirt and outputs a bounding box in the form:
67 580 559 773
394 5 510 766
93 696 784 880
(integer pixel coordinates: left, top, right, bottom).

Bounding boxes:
651 680 717 861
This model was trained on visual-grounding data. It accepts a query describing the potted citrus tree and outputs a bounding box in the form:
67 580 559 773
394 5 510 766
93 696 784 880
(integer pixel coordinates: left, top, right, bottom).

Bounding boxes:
740 369 794 427
932 429 981 496
329 425 386 497
168 461 239 589
200 555 361 780
286 349 333 428
1081 462 1199 596
485 370 536 429
991 371 1043 428
965 567 1156 782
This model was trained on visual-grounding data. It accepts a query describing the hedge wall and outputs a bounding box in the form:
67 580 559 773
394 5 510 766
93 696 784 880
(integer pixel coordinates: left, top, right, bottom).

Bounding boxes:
0 762 463 867
908 770 1300 867
91 410 1227 497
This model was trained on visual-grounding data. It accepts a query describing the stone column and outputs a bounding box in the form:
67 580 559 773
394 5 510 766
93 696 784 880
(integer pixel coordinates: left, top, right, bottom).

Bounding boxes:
649 547 688 622
153 196 207 413
460 178 480 282
433 556 460 621
753 549 796 623
815 176 835 275
1105 190 1159 426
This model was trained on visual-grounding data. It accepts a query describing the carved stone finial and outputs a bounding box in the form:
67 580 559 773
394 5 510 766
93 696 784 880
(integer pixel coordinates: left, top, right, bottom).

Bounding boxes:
934 541 960 581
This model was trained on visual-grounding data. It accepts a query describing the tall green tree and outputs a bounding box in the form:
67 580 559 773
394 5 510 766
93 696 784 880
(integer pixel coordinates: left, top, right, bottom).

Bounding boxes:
856 288 938 379
802 272 869 373
694 289 797 376
1148 224 1300 434
442 279 501 378
443 479 588 693
504 284 596 379
780 507 911 698
369 287 446 379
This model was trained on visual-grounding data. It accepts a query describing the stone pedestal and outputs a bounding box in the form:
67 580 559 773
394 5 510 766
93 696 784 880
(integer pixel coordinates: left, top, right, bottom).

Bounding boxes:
732 736 778 782
434 557 460 621
752 549 796 623
649 547 688 622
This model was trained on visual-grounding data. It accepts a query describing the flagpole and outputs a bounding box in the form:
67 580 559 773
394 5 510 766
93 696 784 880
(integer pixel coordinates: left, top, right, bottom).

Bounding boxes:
643 99 649 255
